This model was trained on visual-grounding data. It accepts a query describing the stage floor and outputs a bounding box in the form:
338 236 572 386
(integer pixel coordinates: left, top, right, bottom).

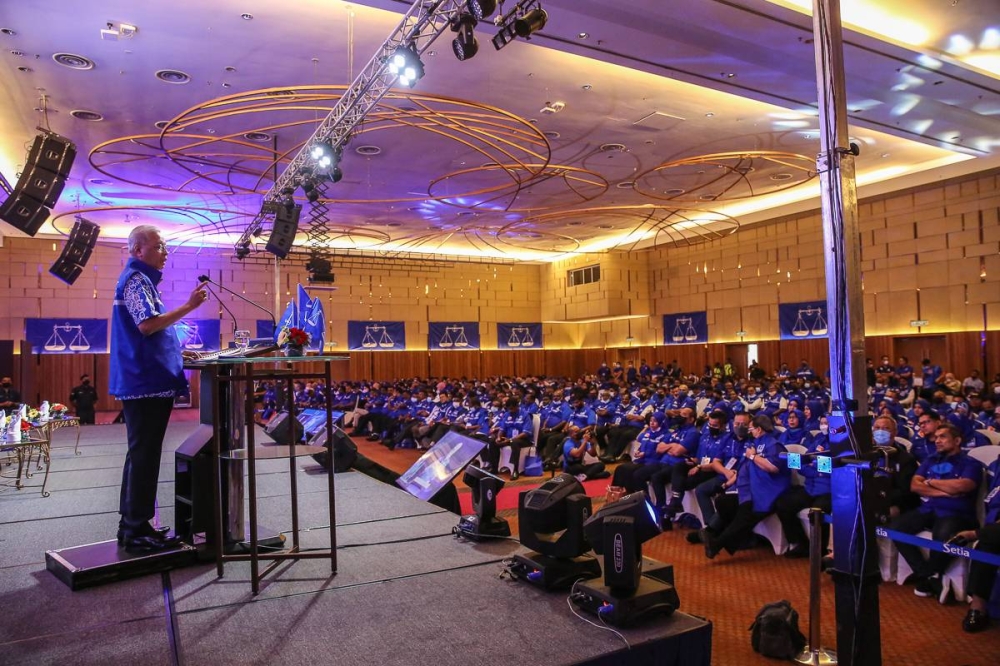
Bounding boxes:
0 421 710 666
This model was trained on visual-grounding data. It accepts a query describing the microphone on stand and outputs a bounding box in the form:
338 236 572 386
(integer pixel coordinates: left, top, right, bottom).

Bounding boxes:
198 274 277 334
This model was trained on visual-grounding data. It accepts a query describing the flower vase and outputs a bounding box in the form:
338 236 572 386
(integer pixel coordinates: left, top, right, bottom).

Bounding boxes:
283 343 305 357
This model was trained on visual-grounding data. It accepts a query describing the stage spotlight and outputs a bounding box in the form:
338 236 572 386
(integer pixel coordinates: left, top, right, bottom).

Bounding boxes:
326 166 343 183
514 7 547 38
451 13 479 61
301 179 320 203
571 492 679 626
310 139 342 170
467 0 497 20
507 473 601 589
456 465 510 540
388 44 424 88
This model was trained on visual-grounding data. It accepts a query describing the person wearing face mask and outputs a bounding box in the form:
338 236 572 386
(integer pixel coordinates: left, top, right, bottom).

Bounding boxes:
658 410 729 529
69 374 99 424
611 412 669 493
774 415 833 558
644 407 699 524
601 392 643 462
561 426 610 481
687 412 753 544
0 376 21 411
869 416 919 523
703 414 791 559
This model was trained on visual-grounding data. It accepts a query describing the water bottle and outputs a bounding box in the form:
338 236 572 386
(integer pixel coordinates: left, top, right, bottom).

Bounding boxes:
0 409 6 440
9 409 21 441
40 400 50 421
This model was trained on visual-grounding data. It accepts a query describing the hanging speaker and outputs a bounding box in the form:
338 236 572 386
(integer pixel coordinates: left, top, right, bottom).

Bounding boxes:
25 132 77 178
265 203 301 259
49 217 100 285
0 191 51 235
14 162 67 207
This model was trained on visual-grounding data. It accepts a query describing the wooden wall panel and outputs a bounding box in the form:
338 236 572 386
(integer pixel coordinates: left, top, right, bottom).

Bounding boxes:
778 339 831 378
514 350 547 377
755 341 782 377
947 331 985 378
986 331 1000 380
481 351 516 378
349 352 373 382
544 349 587 379
371 351 428 382
428 351 482 380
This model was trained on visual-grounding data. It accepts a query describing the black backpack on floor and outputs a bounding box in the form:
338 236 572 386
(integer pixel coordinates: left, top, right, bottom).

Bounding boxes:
749 600 807 659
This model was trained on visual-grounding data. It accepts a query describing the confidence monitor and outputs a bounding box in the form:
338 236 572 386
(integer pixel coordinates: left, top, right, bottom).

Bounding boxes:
396 430 486 502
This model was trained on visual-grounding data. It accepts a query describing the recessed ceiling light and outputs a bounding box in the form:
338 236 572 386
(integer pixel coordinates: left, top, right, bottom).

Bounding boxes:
17 66 31 73
770 173 793 181
698 194 717 200
243 131 271 142
543 131 560 139
206 128 216 134
53 53 94 70
600 143 627 152
71 109 103 121
705 112 715 117
578 32 589 39
156 69 191 84
566 221 583 226
581 84 592 91
616 181 635 189
880 152 890 158
241 13 253 20
596 224 615 230
355 145 382 156
89 178 114 185
224 66 237 72
222 82 232 88
386 222 403 227
154 120 170 130
1 28 16 36
528 118 538 124
664 188 685 195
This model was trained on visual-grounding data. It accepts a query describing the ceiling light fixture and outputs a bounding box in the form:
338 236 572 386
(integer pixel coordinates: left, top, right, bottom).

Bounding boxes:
467 0 497 20
451 13 479 61
388 43 424 88
240 13 253 21
492 0 548 51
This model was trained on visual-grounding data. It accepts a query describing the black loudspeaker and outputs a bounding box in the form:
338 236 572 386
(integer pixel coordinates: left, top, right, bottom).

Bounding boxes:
263 411 304 443
15 162 67 208
264 204 301 258
309 426 358 473
25 132 77 178
49 217 100 285
0 191 51 235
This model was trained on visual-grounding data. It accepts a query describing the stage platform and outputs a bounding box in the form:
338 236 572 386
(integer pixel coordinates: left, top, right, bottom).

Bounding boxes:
0 422 711 665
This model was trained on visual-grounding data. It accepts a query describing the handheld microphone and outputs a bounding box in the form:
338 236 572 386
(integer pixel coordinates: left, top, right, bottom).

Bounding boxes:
198 274 277 333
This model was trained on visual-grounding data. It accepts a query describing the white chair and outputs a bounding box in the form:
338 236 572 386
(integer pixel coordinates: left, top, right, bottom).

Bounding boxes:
894 437 912 451
976 429 1000 446
498 414 542 474
969 445 1000 467
753 514 789 555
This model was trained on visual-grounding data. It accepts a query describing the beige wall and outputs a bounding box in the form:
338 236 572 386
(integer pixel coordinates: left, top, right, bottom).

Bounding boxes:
1 168 997 350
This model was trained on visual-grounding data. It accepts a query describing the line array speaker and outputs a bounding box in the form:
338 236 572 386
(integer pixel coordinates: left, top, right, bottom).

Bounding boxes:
264 204 301 259
50 217 100 285
0 131 76 236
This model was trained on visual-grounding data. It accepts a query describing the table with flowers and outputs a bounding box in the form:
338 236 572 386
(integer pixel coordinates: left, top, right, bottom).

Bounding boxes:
0 406 78 497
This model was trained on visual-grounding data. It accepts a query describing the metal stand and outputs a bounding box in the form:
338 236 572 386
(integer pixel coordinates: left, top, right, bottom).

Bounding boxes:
795 509 837 666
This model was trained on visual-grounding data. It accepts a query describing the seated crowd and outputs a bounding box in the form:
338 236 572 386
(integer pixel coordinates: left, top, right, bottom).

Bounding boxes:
257 356 1000 633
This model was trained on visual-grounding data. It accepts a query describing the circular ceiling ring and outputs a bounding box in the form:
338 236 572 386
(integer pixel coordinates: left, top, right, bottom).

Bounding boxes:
427 163 609 213
632 150 815 204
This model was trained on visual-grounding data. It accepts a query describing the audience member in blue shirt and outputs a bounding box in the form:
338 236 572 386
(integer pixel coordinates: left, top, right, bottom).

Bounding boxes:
704 414 791 559
950 455 1000 632
561 427 610 480
610 412 668 493
889 421 982 600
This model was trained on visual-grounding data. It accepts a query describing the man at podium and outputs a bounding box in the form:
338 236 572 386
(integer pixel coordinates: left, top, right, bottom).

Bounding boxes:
109 225 209 552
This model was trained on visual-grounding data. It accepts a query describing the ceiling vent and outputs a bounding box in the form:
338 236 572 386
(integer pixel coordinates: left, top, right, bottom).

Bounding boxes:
53 53 94 70
156 69 191 84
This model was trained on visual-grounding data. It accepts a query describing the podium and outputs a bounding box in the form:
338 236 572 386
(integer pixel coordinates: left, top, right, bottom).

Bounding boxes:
183 354 347 594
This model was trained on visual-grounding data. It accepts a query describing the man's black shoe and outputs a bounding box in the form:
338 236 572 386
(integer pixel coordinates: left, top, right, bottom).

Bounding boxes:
117 524 171 546
686 530 703 544
784 544 810 559
123 535 181 553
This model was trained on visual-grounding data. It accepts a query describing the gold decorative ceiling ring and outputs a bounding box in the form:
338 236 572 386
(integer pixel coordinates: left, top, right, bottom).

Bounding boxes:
427 163 609 213
632 151 815 204
88 86 551 204
520 204 740 250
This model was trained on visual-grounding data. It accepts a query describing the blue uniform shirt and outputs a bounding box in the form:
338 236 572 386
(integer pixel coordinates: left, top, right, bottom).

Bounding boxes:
983 458 1000 525
916 451 983 518
736 434 792 512
797 433 832 497
109 257 188 399
634 426 667 465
